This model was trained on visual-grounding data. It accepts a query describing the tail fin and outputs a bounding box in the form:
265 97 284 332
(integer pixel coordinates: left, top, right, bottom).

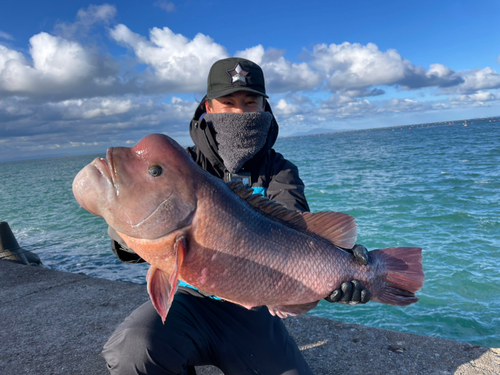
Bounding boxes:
370 247 424 306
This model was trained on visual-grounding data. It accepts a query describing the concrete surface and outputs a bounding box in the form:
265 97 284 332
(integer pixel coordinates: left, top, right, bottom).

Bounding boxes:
1 260 499 375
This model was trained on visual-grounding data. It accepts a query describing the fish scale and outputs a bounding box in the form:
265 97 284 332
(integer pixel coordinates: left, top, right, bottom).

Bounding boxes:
183 185 330 304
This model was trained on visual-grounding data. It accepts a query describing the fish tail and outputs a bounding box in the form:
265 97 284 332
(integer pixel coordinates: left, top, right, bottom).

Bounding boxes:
370 247 424 306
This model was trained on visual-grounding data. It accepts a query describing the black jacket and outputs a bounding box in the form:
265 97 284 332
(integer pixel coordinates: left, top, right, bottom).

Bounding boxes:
110 99 309 263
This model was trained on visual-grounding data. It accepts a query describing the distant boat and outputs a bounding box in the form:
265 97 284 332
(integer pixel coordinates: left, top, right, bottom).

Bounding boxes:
464 120 468 127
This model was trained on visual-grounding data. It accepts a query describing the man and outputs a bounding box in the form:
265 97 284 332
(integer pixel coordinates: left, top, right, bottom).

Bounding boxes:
103 57 370 374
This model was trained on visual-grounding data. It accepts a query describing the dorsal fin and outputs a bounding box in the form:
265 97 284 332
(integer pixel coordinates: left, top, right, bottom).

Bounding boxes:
227 181 357 249
301 211 357 249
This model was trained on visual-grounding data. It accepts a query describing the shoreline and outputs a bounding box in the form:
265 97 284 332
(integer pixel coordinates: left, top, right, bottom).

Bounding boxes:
1 260 498 375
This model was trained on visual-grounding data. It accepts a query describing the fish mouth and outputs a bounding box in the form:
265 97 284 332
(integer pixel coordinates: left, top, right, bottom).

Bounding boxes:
73 152 111 216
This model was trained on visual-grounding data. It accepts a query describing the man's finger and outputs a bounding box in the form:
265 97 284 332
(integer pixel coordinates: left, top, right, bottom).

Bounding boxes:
348 280 362 304
325 289 341 303
352 244 369 265
339 282 352 304
361 289 371 304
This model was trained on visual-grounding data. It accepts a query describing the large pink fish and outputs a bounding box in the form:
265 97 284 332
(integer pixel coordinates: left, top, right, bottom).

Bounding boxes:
73 134 424 323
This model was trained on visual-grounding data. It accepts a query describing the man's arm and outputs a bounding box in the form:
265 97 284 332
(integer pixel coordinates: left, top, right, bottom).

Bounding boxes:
265 151 310 212
108 226 145 264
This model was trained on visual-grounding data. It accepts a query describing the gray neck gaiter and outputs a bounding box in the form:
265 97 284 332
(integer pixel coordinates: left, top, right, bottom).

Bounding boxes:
204 112 273 173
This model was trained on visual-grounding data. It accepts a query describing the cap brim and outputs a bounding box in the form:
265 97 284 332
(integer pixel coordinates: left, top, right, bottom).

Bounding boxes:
207 86 269 100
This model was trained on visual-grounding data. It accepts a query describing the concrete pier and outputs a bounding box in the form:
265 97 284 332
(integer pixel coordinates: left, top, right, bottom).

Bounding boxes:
1 260 498 375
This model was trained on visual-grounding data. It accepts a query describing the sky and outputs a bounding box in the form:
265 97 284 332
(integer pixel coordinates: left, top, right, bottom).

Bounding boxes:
1 0 500 161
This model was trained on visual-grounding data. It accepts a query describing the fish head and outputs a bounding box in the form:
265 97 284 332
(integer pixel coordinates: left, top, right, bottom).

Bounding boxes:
73 134 198 239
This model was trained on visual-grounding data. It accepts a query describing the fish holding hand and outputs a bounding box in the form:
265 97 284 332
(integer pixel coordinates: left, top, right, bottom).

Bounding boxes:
73 134 424 323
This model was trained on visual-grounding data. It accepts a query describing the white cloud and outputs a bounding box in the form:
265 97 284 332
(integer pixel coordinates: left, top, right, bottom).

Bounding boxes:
237 45 321 92
54 4 117 38
236 45 265 66
0 97 33 119
30 33 94 83
309 42 463 94
312 42 407 89
318 95 382 118
384 98 427 113
0 44 32 92
449 91 500 106
154 1 176 12
313 95 453 119
0 44 27 72
49 97 135 119
344 88 385 97
109 24 228 92
0 31 14 41
399 63 463 90
0 95 196 141
451 68 500 94
274 99 301 116
0 33 119 98
76 3 116 24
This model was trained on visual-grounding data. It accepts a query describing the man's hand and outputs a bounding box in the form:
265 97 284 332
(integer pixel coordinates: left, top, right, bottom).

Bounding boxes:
324 244 371 305
325 280 371 304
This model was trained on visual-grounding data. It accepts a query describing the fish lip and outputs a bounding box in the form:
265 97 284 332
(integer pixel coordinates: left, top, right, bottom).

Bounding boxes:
91 147 116 189
106 147 116 183
92 157 109 178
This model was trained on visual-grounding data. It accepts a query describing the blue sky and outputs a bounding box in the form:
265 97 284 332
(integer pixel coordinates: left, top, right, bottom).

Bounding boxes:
1 1 499 161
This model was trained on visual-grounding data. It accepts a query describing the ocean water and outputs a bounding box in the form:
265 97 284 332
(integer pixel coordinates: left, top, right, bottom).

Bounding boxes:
1 120 499 348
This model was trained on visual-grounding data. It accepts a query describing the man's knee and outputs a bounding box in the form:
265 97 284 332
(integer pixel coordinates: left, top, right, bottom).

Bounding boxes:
102 325 185 375
102 326 149 374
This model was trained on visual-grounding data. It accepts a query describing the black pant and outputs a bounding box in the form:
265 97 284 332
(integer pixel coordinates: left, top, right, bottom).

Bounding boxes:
102 287 313 375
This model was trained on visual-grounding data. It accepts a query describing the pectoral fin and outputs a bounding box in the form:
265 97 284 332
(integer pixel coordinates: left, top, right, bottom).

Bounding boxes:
146 236 187 324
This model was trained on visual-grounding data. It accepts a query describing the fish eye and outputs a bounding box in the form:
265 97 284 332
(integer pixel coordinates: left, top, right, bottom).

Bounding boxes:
149 165 163 177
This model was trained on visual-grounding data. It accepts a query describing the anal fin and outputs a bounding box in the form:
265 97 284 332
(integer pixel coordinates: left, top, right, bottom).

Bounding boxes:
268 301 320 319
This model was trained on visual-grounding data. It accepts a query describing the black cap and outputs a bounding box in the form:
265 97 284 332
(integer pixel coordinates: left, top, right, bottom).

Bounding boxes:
207 57 268 99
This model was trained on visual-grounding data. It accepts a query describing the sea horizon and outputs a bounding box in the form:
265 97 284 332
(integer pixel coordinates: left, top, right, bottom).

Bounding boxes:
2 115 499 164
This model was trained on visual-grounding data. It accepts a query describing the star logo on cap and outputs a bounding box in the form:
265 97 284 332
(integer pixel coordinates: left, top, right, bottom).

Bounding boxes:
227 63 248 85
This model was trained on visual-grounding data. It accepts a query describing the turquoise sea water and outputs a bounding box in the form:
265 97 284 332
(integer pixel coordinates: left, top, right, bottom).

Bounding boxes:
1 120 499 348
